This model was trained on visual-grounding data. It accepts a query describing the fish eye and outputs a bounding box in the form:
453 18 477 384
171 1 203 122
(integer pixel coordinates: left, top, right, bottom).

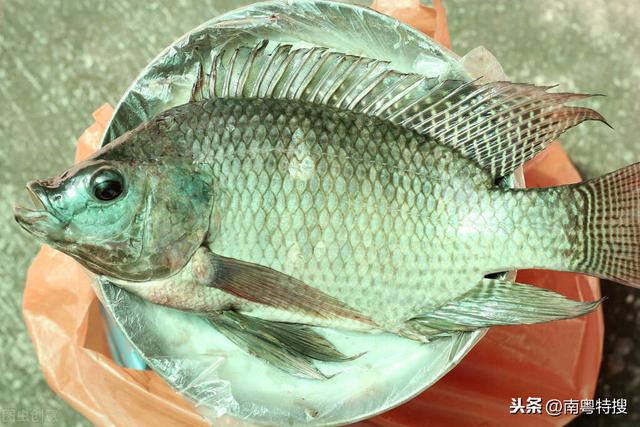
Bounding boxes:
90 168 125 202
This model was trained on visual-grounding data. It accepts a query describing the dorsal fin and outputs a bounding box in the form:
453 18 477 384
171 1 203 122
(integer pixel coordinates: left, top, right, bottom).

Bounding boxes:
191 41 608 179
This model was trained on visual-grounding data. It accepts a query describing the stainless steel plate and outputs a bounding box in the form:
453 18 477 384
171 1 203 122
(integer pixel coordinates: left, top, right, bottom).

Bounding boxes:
96 1 518 425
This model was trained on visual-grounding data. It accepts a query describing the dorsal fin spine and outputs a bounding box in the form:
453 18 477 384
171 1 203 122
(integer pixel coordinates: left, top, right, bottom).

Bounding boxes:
256 45 291 97
360 74 414 115
308 54 346 103
249 47 273 97
265 47 297 97
281 47 318 99
336 59 380 110
236 41 266 97
222 48 240 98
397 78 449 125
208 52 221 98
390 79 444 123
346 68 391 111
293 49 331 101
372 75 425 118
319 56 365 105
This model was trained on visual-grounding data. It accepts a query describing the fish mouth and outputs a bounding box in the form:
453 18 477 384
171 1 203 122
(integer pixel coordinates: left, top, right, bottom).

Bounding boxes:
13 182 63 240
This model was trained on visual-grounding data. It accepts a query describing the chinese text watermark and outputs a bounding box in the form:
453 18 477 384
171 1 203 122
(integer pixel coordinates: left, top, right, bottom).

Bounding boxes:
510 397 627 416
0 408 57 424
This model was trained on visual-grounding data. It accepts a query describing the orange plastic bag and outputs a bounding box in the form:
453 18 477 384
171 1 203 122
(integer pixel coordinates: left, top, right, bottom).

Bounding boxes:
22 2 603 426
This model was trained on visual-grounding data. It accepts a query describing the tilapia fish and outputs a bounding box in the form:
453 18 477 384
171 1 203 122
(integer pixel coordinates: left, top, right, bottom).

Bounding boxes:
14 42 639 378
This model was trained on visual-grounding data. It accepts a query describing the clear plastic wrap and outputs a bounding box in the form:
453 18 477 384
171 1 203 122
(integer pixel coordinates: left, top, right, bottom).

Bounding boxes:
22 1 603 426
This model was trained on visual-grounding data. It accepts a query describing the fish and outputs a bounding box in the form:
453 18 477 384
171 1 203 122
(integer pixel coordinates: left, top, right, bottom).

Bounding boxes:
14 40 639 379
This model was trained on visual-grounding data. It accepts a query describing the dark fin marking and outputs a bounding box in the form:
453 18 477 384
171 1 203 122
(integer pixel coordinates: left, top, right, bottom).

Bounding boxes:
407 278 602 336
207 254 376 326
191 40 606 180
207 311 354 379
190 61 206 103
220 311 355 362
572 162 640 287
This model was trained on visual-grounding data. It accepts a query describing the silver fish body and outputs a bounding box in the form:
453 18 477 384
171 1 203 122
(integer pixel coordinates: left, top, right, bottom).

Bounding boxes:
113 97 584 336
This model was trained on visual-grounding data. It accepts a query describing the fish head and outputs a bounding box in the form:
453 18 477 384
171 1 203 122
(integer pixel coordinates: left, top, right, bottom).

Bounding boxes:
14 150 214 282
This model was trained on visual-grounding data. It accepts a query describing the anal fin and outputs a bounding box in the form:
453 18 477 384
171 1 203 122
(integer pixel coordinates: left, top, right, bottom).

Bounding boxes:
207 311 357 380
408 278 602 337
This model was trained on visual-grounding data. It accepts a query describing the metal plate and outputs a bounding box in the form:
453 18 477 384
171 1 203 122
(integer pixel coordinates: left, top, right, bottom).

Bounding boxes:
95 1 519 425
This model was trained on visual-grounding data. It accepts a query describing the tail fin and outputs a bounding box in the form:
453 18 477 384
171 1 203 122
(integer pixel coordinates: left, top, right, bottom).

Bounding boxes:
573 163 640 287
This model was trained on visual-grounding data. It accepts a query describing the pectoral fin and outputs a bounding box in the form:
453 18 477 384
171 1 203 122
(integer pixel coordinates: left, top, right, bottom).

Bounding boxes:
408 278 602 337
207 253 375 326
207 311 357 379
